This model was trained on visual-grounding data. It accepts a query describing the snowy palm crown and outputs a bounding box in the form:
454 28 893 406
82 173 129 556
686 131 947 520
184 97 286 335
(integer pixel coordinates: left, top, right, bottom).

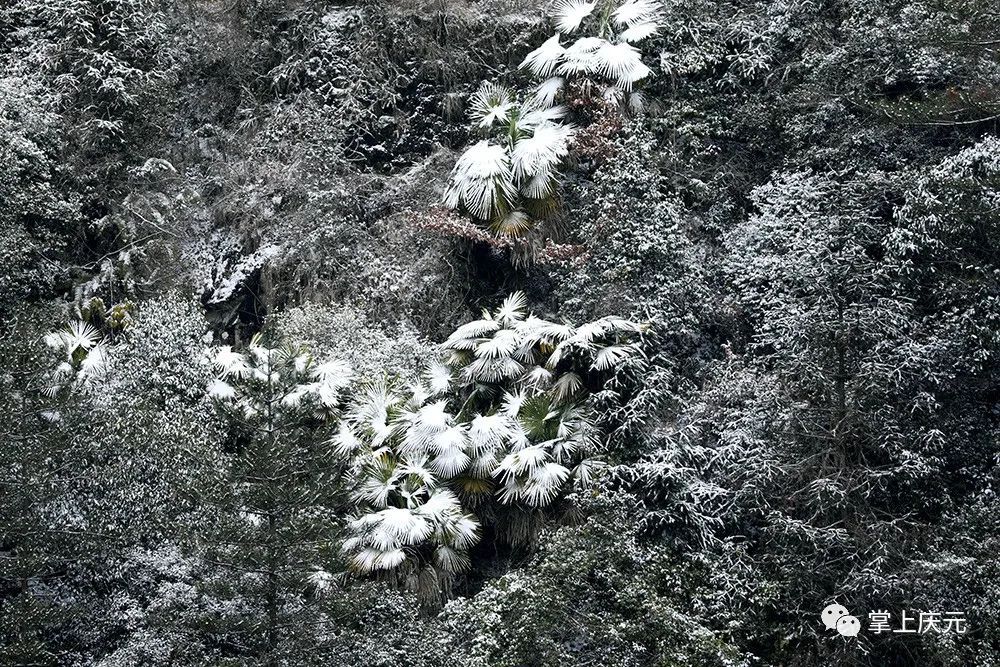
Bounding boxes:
444 0 663 238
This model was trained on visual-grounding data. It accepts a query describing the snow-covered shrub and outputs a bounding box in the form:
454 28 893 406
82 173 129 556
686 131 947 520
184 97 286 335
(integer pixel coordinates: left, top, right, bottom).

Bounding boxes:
72 291 224 542
440 491 750 667
0 74 79 312
271 302 433 383
14 294 229 663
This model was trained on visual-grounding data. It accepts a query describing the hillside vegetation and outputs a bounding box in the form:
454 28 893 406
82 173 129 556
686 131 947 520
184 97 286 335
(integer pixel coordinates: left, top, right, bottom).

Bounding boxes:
2 1 999 665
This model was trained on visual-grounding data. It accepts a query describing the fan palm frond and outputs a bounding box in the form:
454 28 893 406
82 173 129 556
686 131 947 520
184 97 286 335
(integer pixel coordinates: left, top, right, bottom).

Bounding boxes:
554 0 596 33
475 329 521 360
523 364 554 390
533 76 565 107
332 423 363 456
619 20 660 43
43 331 66 351
496 475 527 504
78 343 107 379
350 548 384 573
469 450 500 476
512 123 574 181
558 36 604 74
469 81 515 128
572 458 604 487
628 90 646 113
463 356 526 383
431 446 471 477
495 444 549 479
495 292 528 325
443 140 517 220
612 0 663 27
424 363 453 395
407 382 430 408
594 42 650 87
378 507 434 543
65 321 101 351
214 347 253 379
449 516 481 549
590 344 635 371
359 475 399 508
520 34 565 77
444 318 500 347
416 400 451 432
434 545 471 573
520 105 568 130
416 489 463 521
552 371 583 402
312 359 354 386
376 548 408 569
521 171 556 199
431 424 467 453
490 210 532 237
523 462 571 505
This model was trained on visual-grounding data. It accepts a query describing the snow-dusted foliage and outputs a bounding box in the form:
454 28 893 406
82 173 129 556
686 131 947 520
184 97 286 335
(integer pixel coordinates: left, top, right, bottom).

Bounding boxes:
521 0 664 110
443 83 574 241
272 302 433 382
209 335 354 420
336 293 644 588
41 321 108 396
444 0 662 244
8 0 1000 664
440 492 751 667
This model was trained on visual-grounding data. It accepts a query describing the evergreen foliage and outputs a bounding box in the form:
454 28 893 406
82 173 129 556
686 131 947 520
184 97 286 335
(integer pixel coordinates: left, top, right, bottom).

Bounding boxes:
3 0 1000 665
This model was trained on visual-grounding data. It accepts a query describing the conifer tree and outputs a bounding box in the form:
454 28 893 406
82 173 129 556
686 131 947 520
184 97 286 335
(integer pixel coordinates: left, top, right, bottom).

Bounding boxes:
195 336 353 664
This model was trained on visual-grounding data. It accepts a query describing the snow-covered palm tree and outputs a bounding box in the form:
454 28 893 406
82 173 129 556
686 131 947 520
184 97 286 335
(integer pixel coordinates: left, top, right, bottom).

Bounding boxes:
444 82 574 241
444 0 662 245
336 293 644 593
41 320 108 396
334 382 483 591
520 0 663 111
443 292 643 504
